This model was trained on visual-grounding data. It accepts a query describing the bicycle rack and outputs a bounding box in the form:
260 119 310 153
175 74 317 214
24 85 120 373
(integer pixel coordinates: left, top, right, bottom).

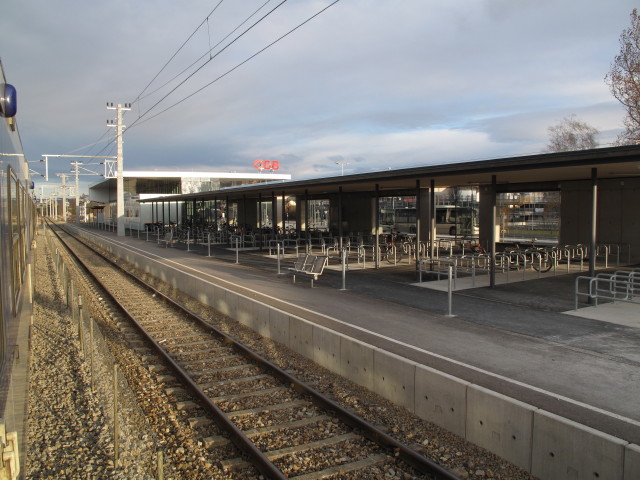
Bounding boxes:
418 257 457 287
575 268 640 309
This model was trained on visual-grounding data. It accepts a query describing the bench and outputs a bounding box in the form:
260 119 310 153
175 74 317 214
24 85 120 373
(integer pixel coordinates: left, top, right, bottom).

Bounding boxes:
158 230 173 248
288 254 328 287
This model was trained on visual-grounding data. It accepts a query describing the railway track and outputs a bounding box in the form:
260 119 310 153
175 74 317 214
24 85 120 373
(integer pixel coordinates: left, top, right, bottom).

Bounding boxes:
49 222 460 480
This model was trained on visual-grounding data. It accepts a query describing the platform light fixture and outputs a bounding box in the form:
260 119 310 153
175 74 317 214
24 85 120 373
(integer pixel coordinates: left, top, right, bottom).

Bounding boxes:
335 161 350 176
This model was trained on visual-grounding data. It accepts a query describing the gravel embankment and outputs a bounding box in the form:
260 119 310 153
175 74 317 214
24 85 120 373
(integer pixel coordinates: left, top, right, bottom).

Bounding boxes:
27 238 124 479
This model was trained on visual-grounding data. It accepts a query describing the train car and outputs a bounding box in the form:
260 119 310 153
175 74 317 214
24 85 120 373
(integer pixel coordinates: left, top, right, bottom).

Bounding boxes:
0 58 36 477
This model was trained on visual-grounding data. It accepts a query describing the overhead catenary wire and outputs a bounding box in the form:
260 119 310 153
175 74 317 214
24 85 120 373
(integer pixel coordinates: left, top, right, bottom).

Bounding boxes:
77 130 117 163
52 1 338 172
92 141 116 162
127 0 290 131
134 0 227 104
63 129 115 157
128 0 340 130
136 0 274 104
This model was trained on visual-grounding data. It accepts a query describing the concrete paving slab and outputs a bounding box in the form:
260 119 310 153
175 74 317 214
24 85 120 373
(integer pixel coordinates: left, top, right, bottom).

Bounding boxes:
564 301 640 328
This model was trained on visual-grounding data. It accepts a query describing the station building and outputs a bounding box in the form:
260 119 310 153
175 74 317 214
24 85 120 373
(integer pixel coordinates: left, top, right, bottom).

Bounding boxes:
88 170 291 230
137 145 640 267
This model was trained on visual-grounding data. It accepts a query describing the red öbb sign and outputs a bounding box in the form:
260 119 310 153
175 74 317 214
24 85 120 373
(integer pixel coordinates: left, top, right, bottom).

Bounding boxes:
254 159 280 170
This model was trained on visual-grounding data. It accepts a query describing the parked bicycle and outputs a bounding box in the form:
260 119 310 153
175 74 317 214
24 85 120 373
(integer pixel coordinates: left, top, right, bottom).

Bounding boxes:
501 241 555 273
379 231 414 264
530 245 555 272
459 237 486 255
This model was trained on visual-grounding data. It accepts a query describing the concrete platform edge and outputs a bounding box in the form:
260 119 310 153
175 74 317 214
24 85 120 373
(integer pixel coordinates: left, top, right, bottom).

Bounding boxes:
75 228 640 480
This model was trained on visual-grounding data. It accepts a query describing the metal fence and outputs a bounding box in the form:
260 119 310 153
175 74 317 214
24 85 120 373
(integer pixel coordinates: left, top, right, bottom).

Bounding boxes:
47 230 159 479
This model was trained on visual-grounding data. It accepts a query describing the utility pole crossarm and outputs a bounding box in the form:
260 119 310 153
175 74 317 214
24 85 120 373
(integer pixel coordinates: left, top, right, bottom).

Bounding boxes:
41 154 116 182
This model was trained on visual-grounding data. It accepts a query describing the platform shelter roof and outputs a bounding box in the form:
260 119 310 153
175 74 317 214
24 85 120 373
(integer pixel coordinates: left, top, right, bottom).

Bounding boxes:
139 145 640 203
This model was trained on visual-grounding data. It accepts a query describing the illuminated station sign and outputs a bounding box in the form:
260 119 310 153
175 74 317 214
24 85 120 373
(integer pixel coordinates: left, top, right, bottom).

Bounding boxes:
254 159 280 171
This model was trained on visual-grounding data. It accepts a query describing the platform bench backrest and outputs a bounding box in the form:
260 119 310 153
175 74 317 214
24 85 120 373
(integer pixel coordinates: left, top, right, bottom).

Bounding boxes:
158 230 173 247
303 255 318 272
293 254 311 271
310 256 328 275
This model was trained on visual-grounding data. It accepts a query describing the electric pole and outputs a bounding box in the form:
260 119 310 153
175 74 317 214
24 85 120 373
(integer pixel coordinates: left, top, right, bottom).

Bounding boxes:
107 102 131 236
71 161 103 224
58 174 69 221
74 162 79 223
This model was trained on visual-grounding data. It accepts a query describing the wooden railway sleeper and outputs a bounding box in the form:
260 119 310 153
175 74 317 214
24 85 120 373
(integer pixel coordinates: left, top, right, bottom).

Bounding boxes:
178 353 243 369
199 373 271 390
209 386 288 403
52 224 462 480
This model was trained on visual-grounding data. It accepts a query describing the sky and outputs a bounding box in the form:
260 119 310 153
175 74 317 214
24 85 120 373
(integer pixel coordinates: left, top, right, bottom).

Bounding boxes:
1 0 636 195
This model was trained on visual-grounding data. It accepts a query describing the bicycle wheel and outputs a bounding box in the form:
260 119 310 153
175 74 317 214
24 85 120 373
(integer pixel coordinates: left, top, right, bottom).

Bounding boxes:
386 244 403 264
532 256 552 272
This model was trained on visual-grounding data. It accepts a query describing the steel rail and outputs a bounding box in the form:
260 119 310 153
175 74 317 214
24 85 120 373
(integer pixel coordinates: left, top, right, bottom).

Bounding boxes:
47 221 286 480
51 221 461 480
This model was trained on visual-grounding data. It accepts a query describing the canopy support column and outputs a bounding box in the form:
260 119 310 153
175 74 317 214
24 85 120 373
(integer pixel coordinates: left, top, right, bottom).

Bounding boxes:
375 184 380 269
589 167 598 280
490 175 497 288
430 180 436 260
415 179 421 278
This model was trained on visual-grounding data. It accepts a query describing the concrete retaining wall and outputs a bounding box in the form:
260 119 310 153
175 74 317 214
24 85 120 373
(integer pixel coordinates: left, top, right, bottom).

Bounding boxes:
626 443 640 480
466 385 535 472
74 228 640 480
532 410 627 480
414 365 469 438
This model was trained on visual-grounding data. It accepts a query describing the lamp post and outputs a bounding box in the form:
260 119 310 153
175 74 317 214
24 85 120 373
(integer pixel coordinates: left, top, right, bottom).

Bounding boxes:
335 161 350 176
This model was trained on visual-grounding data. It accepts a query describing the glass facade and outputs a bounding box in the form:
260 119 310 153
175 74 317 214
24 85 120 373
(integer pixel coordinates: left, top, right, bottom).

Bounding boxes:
92 171 290 231
125 178 181 195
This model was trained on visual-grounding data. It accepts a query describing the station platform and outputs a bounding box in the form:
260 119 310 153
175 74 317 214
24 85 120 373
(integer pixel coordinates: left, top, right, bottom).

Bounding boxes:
72 226 640 448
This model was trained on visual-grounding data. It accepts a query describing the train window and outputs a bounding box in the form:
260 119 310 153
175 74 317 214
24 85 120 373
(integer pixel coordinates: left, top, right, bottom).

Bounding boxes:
8 166 24 312
19 181 27 276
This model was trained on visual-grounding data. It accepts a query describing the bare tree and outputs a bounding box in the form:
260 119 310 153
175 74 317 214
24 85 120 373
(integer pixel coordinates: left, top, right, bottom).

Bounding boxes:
547 114 599 152
605 8 640 145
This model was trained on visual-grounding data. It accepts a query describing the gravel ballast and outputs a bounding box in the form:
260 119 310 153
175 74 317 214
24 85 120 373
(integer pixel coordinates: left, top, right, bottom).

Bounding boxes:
26 230 535 479
27 236 122 479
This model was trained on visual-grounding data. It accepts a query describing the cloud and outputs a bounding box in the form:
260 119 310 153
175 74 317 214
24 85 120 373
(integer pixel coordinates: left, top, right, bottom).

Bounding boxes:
228 127 528 178
1 0 637 193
